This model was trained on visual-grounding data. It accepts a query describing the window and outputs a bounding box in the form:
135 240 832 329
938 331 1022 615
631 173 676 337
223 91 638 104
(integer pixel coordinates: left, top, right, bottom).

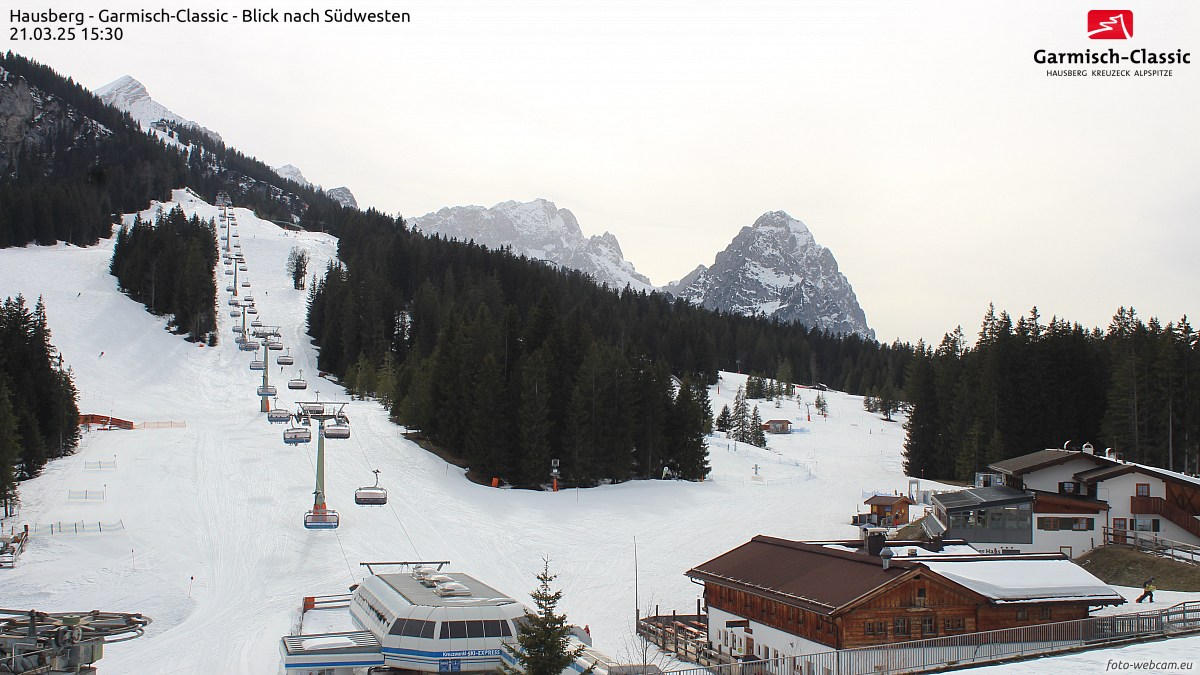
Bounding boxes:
921 617 935 635
1131 518 1161 532
1059 481 1078 494
1041 607 1052 620
1037 517 1060 531
1038 517 1095 531
448 621 467 638
915 588 927 607
1072 518 1095 531
864 621 886 636
392 619 432 637
466 621 484 638
893 618 910 635
1016 609 1028 620
944 618 965 632
1136 483 1150 497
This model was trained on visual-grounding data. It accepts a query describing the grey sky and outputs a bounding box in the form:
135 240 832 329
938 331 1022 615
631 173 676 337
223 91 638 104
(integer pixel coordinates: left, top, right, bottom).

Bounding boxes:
14 0 1199 344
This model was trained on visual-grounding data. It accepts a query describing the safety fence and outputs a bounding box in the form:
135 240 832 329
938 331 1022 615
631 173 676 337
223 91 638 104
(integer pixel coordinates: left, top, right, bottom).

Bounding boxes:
134 420 186 429
78 414 133 430
84 460 118 471
0 527 29 568
67 488 106 501
655 602 1200 675
29 520 125 535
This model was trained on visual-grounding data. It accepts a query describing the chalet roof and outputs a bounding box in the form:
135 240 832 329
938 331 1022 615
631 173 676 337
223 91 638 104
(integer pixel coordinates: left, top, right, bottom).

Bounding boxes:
1030 490 1109 513
989 449 1110 476
933 486 1032 512
920 559 1124 605
686 535 916 615
864 494 913 506
1074 461 1200 491
764 419 792 424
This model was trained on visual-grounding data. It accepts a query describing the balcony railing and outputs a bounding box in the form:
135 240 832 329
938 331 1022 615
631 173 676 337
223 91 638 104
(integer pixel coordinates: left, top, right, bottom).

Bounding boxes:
1131 496 1200 538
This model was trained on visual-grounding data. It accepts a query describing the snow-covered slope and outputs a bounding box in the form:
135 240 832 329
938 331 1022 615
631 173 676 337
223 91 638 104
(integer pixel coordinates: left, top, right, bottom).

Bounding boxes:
667 211 875 339
0 192 1193 672
95 75 222 143
410 199 654 293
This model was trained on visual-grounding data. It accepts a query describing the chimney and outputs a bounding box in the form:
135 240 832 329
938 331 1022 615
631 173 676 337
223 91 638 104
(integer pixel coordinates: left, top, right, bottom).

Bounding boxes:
880 547 894 570
866 531 886 557
1082 442 1094 455
930 535 944 552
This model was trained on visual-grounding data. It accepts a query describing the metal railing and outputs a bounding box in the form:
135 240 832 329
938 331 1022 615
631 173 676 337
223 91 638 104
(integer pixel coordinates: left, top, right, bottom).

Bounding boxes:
659 602 1200 675
1103 527 1200 565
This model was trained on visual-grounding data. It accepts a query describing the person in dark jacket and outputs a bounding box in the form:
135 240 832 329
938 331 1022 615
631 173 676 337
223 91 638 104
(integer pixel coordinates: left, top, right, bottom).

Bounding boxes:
1136 577 1156 603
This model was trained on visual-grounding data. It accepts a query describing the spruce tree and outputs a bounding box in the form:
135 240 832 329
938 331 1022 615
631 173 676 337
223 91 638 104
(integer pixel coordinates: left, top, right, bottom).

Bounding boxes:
715 405 732 433
750 406 767 448
501 559 591 675
731 386 749 443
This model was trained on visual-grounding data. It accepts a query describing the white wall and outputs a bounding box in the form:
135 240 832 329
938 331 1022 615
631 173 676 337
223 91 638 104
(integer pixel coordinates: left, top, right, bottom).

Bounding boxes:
707 606 830 658
1031 511 1101 558
1021 456 1104 493
1100 472 1200 544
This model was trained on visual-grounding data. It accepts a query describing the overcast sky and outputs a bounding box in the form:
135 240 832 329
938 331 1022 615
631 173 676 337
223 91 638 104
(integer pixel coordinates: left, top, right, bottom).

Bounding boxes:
13 0 1199 344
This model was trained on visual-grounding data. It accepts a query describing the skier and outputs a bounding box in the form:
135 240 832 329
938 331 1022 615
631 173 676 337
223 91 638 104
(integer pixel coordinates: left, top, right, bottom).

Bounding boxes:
1136 577 1156 603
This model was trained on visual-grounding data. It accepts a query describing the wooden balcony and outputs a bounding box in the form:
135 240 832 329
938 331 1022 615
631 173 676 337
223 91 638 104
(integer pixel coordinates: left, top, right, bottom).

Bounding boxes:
1131 495 1200 539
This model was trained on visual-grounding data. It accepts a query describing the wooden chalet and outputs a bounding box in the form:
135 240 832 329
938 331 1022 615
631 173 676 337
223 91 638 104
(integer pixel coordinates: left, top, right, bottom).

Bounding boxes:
686 535 1123 658
863 494 914 525
762 419 792 434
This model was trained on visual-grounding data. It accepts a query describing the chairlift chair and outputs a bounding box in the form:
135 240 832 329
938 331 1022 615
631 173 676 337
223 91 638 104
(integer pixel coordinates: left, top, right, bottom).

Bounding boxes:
288 370 308 390
226 285 234 292
355 470 387 505
267 408 292 424
241 281 251 287
239 265 248 272
277 349 294 366
304 508 339 530
283 426 312 445
239 340 259 352
268 341 284 351
233 243 241 249
324 419 351 440
250 359 265 371
232 325 244 334
224 269 234 276
247 306 258 315
251 319 263 328
232 232 240 238
228 298 240 306
229 309 241 317
257 384 277 397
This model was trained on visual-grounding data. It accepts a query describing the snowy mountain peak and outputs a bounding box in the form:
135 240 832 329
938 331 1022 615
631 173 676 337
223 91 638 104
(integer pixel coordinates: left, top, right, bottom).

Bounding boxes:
410 199 652 292
96 75 221 143
673 211 874 340
275 164 310 186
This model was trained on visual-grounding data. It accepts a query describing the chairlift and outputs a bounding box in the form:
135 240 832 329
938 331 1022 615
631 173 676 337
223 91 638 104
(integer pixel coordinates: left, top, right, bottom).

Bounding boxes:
250 358 265 371
241 281 251 287
324 419 351 440
268 341 284 351
228 298 240 306
251 318 263 327
304 508 339 530
355 470 387 505
239 265 248 272
232 232 240 238
224 269 234 276
233 243 241 249
226 285 234 292
232 325 244 334
229 309 241 317
288 370 308 390
283 426 311 445
267 408 292 424
257 384 277 397
239 340 259 352
277 349 294 366
247 306 258 315
220 235 228 241
301 402 325 415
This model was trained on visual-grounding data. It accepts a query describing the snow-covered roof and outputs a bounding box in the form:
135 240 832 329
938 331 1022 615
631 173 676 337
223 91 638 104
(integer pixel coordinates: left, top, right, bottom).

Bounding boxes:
921 559 1124 605
821 543 979 558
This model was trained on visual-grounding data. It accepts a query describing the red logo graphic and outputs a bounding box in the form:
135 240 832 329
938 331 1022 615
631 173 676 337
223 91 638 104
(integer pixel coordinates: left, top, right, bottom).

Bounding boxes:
1088 10 1133 39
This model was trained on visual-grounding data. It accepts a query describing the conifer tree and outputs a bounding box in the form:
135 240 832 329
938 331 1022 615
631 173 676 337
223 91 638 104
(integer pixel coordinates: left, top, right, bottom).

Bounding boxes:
501 559 591 675
731 386 749 443
715 405 732 433
750 406 767 448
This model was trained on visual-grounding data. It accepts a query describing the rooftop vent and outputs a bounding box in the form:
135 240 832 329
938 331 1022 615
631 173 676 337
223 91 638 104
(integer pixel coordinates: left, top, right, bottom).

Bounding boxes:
421 574 455 588
1082 442 1094 455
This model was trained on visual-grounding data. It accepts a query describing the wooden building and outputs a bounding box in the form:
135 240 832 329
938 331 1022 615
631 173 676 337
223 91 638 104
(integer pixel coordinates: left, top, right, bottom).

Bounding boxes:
863 494 914 525
686 535 1123 659
762 419 792 434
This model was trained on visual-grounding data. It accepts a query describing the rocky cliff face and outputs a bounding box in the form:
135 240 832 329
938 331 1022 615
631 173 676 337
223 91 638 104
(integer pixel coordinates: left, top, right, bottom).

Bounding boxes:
0 66 106 176
666 211 874 339
409 199 653 292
